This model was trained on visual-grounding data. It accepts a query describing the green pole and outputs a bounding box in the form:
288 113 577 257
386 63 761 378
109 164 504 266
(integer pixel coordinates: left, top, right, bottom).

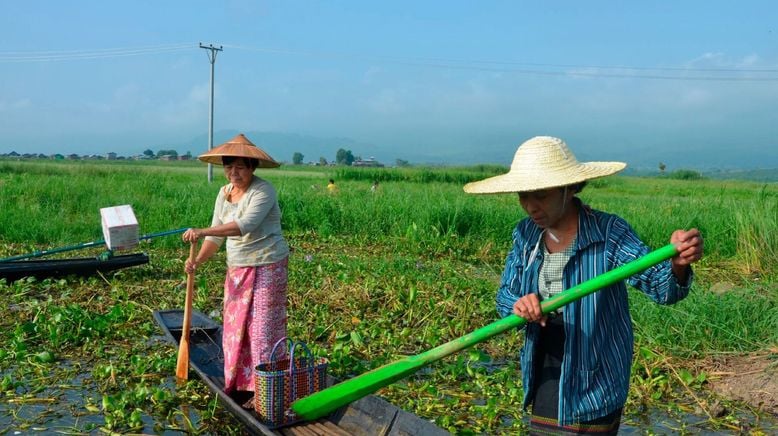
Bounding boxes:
292 243 679 420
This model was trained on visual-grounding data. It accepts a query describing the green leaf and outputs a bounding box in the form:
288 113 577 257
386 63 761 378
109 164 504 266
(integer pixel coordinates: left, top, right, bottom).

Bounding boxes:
639 346 659 360
678 368 694 385
35 350 55 363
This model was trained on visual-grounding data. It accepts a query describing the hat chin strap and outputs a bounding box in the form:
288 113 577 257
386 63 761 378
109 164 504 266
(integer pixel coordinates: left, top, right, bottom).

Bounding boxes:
548 186 574 244
561 186 568 214
526 185 574 268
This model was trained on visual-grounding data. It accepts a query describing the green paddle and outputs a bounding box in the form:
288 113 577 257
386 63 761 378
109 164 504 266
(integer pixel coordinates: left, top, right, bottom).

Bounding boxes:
292 243 680 420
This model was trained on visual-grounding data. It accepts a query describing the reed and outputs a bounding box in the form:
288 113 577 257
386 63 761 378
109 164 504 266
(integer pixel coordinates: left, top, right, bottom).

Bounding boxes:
1 160 773 261
1 158 776 434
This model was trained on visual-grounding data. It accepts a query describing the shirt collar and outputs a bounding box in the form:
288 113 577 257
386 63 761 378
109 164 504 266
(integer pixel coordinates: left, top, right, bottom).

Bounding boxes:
574 197 605 249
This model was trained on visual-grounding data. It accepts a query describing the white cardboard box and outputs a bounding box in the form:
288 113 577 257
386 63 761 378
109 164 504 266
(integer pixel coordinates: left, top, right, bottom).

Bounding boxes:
100 205 139 250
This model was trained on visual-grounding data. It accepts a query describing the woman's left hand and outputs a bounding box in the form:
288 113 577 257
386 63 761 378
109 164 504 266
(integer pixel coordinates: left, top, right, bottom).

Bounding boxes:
182 228 202 243
671 228 703 268
513 293 547 327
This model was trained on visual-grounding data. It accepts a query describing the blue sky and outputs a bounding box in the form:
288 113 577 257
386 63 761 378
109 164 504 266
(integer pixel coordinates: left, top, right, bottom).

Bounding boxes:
1 1 777 169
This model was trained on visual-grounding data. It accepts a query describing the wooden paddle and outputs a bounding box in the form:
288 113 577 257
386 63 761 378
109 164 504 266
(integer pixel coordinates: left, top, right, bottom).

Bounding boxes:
292 243 680 420
176 241 197 381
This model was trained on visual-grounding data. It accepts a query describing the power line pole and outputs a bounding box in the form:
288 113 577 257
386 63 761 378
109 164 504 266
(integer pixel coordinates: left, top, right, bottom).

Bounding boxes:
200 43 223 182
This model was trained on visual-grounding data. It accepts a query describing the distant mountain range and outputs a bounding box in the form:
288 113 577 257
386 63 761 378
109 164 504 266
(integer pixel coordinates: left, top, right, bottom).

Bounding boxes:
3 128 776 182
175 130 394 165
167 130 777 172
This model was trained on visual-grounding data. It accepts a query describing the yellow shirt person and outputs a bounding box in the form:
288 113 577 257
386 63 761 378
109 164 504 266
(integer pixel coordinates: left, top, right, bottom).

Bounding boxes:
327 179 339 194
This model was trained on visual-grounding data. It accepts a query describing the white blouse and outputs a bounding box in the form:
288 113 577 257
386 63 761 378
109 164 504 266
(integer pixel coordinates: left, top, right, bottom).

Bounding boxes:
204 176 289 267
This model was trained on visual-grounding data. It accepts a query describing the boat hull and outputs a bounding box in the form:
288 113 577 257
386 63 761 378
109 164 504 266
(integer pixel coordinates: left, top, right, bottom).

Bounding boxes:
0 253 149 283
153 309 449 436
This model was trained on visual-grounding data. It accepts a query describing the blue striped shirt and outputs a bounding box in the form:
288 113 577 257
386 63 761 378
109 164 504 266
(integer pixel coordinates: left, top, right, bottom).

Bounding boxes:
496 200 692 425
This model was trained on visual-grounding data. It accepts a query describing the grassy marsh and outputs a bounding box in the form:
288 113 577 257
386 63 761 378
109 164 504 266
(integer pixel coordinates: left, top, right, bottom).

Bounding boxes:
0 159 776 434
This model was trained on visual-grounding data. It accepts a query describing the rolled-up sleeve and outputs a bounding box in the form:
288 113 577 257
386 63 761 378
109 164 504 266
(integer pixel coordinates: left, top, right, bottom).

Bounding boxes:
204 190 226 248
611 218 693 305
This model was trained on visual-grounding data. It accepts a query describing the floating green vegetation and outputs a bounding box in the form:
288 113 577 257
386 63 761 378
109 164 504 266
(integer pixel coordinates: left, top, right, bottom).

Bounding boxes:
0 159 776 433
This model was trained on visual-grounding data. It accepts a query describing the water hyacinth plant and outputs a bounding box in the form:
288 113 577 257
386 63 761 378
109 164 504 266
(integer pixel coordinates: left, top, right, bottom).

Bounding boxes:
0 159 776 433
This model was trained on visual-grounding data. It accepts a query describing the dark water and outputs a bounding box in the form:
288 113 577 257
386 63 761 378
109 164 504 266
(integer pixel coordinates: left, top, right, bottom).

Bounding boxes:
468 359 778 434
2 359 776 434
0 378 204 435
2 388 776 434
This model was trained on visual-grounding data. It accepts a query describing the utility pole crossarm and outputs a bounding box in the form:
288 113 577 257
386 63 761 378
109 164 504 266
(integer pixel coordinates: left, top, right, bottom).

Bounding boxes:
199 42 223 183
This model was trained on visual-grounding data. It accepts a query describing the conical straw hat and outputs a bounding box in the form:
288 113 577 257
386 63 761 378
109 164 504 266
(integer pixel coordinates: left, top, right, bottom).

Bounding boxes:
463 136 626 194
198 133 280 168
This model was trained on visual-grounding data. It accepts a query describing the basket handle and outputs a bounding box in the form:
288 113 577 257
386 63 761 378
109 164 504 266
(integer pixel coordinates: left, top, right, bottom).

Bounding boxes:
288 340 314 372
288 340 318 401
269 337 292 363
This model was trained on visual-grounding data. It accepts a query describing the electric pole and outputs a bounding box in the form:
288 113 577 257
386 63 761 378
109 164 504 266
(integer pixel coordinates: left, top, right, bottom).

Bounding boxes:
200 43 223 182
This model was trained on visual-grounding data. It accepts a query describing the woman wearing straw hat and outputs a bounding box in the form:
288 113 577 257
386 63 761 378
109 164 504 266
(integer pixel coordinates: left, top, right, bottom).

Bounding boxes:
183 133 290 405
464 136 703 434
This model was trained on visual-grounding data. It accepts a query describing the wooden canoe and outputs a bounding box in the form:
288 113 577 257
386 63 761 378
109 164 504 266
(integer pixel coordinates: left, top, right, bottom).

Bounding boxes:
0 253 149 283
153 309 450 436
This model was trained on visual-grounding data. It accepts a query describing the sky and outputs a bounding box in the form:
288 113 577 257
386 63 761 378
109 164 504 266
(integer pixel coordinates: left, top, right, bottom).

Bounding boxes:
1 1 777 170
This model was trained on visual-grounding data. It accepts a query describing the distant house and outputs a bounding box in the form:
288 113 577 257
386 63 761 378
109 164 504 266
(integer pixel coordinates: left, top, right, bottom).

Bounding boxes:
67 154 80 160
106 152 117 160
352 157 384 168
159 154 176 161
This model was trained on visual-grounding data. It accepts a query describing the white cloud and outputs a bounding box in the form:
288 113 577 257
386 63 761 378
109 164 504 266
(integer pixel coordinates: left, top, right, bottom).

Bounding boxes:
153 83 211 127
113 83 145 104
687 52 726 67
362 66 383 84
676 88 713 107
686 52 769 70
367 88 406 114
0 98 32 111
739 54 760 66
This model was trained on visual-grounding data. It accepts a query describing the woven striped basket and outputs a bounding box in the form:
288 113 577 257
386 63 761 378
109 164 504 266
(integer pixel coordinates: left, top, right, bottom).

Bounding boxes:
254 337 329 427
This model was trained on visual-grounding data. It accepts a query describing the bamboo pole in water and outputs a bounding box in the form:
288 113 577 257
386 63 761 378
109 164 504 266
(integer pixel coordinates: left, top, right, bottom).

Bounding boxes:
292 243 679 420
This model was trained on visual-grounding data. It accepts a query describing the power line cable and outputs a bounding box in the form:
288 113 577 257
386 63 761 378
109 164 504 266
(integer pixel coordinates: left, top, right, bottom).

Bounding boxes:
223 43 778 82
0 43 195 62
3 42 776 81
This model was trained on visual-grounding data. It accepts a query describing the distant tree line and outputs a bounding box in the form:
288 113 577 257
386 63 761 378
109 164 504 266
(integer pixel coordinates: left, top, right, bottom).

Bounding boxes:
290 147 411 167
1 149 191 161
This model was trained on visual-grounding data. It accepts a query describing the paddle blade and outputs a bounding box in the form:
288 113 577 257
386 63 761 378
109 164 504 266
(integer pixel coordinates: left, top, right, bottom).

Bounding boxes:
176 334 190 380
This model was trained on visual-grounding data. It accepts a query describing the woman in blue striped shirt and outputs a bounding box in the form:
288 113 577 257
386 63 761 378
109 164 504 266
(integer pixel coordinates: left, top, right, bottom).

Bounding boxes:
464 136 703 435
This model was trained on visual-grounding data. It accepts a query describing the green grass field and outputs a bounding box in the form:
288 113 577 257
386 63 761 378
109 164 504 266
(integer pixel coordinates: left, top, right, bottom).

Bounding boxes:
1 159 776 434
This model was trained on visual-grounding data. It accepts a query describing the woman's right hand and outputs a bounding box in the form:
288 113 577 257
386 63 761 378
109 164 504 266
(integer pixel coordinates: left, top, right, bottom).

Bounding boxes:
513 293 547 327
184 258 198 274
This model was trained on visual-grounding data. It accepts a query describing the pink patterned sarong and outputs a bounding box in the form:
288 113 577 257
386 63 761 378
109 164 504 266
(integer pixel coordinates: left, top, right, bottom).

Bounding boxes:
222 257 288 393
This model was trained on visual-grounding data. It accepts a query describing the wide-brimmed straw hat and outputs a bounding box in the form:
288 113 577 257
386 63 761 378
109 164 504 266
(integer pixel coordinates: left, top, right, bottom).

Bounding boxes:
463 136 626 194
198 133 280 168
